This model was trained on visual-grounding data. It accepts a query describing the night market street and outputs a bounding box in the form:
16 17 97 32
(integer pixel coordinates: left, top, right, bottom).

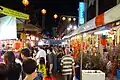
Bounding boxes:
1 0 120 80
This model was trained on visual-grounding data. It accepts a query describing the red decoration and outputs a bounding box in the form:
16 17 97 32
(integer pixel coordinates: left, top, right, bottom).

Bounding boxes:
101 38 107 46
95 13 104 27
13 42 21 50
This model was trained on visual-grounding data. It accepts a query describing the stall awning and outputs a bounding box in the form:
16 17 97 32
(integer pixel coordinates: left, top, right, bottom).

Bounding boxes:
17 23 40 33
78 18 96 33
62 32 73 39
104 3 120 24
0 6 29 20
62 18 96 39
79 3 120 34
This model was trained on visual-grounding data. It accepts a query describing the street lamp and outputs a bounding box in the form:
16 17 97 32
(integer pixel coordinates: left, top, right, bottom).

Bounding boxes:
53 14 58 37
53 14 58 19
22 0 29 6
41 9 47 15
22 0 29 48
41 9 47 30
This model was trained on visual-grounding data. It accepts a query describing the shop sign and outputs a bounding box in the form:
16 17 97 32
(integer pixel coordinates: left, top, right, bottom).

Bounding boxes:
79 2 85 25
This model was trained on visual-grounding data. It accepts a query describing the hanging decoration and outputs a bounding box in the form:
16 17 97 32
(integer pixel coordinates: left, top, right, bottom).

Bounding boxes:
22 0 29 7
95 13 104 27
100 38 107 46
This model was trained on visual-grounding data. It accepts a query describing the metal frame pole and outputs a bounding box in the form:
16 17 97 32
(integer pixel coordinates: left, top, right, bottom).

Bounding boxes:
80 33 83 80
96 0 99 16
42 15 45 31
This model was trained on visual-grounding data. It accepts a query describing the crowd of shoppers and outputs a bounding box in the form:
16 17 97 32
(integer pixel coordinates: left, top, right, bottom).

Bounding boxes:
0 45 77 80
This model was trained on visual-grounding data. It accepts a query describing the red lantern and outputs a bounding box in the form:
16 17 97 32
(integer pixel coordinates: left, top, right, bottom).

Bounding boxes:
22 0 29 6
95 13 104 27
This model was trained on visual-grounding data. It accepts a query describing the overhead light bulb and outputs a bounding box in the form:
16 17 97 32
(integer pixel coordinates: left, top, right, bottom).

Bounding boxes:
73 18 76 21
68 18 72 21
62 17 66 21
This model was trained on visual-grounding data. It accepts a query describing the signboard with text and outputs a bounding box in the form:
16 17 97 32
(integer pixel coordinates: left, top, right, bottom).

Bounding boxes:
79 2 85 25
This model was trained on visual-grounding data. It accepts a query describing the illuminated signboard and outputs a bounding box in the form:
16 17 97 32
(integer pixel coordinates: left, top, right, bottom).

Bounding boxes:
79 2 85 24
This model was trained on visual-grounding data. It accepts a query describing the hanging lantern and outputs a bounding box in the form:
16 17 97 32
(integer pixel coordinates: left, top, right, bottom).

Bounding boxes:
22 0 29 6
53 14 58 19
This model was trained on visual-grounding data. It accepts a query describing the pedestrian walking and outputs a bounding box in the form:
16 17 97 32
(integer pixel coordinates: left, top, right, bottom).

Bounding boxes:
36 46 47 65
60 52 76 80
0 63 7 80
3 51 21 80
37 57 47 78
22 58 42 80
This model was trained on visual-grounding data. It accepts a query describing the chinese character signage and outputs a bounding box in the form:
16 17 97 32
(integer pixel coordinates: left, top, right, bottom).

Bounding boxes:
79 2 85 25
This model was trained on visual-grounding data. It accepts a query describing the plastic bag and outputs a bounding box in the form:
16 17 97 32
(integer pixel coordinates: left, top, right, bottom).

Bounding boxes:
73 76 78 80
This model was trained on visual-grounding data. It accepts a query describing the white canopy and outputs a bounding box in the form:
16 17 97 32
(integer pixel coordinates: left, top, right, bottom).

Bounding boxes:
0 16 17 40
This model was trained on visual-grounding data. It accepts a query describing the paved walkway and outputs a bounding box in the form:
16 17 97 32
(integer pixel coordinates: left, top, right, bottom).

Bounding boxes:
55 72 64 80
56 75 119 80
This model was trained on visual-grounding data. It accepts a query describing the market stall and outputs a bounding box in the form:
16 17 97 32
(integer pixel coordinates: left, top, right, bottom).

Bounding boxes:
61 3 120 79
0 6 29 51
63 3 120 56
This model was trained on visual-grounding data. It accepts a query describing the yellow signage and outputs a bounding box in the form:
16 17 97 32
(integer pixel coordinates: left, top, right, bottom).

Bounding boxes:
0 6 29 20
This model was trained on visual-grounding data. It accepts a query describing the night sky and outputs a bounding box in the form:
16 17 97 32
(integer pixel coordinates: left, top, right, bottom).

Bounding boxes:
0 0 81 35
0 0 79 15
0 0 116 36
